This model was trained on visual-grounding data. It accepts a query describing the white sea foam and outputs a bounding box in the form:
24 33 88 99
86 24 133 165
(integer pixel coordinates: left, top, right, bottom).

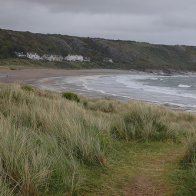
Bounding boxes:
34 73 196 111
150 77 158 80
178 84 191 88
115 75 196 99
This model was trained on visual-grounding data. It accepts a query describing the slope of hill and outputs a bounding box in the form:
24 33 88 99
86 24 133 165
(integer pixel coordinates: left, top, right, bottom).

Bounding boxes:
0 28 196 71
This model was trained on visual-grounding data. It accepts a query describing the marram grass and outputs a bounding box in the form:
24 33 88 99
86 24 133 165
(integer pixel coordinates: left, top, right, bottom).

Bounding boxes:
0 83 195 195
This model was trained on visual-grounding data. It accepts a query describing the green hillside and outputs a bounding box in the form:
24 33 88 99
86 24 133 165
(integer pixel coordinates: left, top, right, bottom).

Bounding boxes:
1 28 196 70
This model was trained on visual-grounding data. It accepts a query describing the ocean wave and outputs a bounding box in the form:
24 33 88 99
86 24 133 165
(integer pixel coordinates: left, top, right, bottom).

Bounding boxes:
150 77 158 80
178 84 191 88
115 75 196 99
34 74 196 111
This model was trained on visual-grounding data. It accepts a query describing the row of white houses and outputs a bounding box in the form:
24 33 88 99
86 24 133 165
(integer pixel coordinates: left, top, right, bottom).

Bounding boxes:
15 52 114 63
15 52 91 62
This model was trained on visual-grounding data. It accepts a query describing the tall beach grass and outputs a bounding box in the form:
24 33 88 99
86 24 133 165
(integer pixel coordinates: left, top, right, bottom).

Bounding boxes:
0 83 195 195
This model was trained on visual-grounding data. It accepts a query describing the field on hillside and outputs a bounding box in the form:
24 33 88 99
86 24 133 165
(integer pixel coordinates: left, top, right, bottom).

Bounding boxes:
0 84 196 195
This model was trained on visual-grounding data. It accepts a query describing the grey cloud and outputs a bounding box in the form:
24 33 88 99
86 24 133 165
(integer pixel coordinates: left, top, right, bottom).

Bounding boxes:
3 0 196 14
160 12 196 30
0 0 196 45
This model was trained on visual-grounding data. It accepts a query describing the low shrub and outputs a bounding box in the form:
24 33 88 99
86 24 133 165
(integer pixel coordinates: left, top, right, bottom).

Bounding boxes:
62 92 80 102
82 99 124 113
21 85 35 92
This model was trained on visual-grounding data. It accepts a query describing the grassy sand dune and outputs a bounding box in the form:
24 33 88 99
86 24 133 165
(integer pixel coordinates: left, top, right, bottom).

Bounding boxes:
0 84 195 195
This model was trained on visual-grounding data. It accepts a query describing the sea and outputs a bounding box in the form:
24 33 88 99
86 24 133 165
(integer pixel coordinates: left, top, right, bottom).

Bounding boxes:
34 72 196 111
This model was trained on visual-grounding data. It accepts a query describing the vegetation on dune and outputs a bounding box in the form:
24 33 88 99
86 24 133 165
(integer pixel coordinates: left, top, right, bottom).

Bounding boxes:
62 92 80 103
0 84 195 195
111 103 175 142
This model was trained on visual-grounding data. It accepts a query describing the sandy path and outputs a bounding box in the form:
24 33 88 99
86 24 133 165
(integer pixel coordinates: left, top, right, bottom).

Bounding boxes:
122 148 184 196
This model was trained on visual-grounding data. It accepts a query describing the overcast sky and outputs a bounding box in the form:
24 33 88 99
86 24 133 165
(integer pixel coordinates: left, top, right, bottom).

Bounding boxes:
1 0 196 45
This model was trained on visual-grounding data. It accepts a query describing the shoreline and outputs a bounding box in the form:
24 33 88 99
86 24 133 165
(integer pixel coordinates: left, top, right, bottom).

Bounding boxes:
0 67 195 112
0 67 195 83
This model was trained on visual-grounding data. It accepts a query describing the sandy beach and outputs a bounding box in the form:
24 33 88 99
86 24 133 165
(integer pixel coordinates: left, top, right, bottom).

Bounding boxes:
0 67 128 84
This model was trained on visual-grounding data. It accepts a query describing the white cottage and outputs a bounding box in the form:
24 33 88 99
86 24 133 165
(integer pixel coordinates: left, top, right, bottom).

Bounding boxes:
65 55 84 62
42 55 63 62
27 52 41 60
84 57 91 62
15 52 26 58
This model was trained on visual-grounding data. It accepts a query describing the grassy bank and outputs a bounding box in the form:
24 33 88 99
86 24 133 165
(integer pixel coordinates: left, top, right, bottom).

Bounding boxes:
0 84 195 195
1 58 196 71
0 58 135 70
